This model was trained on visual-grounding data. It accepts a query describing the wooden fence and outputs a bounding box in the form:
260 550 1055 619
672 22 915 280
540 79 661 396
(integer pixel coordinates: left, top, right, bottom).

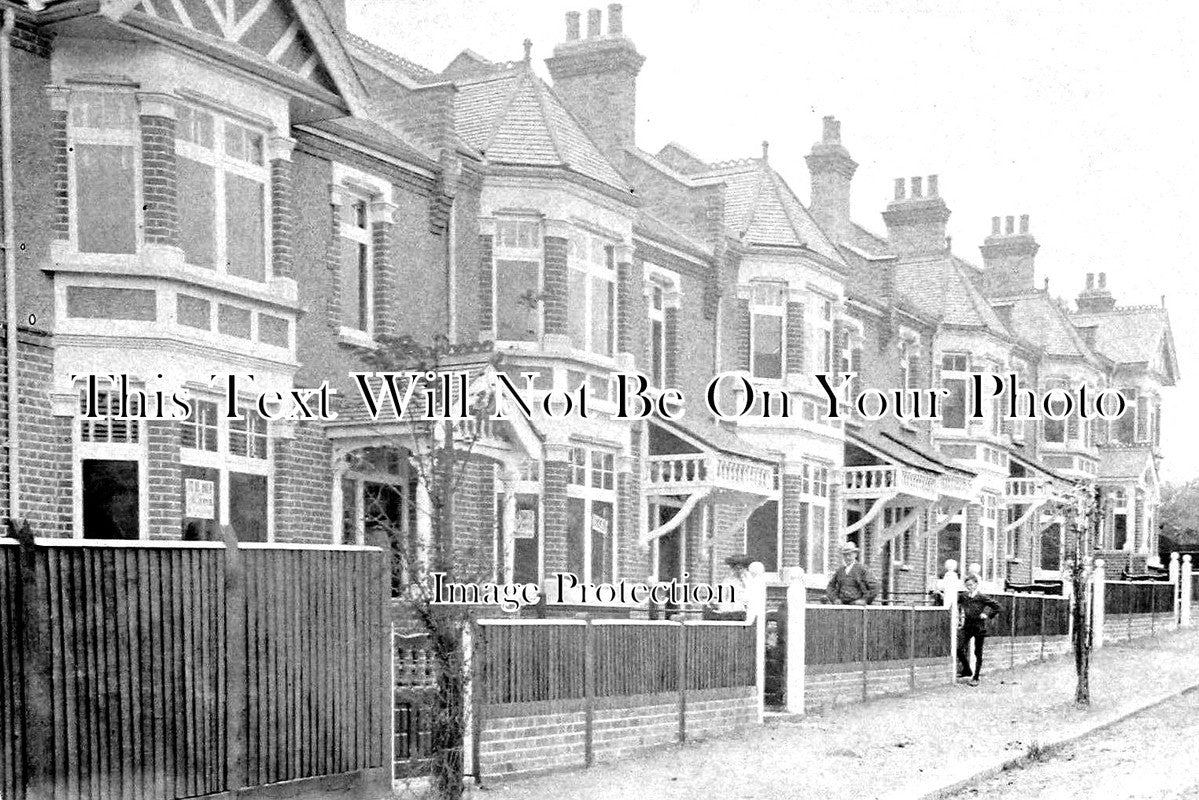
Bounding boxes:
1102 579 1177 641
0 539 390 800
805 606 953 667
391 632 436 781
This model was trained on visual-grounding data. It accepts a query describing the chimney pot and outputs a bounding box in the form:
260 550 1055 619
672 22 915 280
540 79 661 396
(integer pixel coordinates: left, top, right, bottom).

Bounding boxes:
607 3 622 34
1019 214 1029 234
1005 215 1015 235
1044 277 1050 291
523 38 532 62
910 176 923 198
566 11 580 40
822 115 840 143
761 140 769 161
991 216 1001 235
587 8 601 37
1086 273 1094 289
1098 272 1106 289
927 174 939 197
894 178 906 200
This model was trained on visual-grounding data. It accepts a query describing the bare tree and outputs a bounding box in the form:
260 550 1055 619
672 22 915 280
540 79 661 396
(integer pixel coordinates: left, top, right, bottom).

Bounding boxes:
358 333 501 800
1063 483 1100 707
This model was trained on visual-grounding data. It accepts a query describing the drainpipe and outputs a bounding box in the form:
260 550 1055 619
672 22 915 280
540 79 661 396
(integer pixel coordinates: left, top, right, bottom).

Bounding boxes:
1 9 18 526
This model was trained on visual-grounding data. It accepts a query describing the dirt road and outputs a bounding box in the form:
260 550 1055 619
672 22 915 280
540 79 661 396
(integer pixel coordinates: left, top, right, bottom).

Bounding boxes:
959 688 1199 799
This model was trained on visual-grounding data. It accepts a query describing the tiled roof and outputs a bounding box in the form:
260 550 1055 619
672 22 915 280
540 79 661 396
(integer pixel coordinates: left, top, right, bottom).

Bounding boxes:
451 64 630 193
633 211 713 259
893 254 1011 337
1098 447 1155 480
306 116 438 168
652 416 781 464
1072 306 1175 373
995 292 1101 364
693 159 841 261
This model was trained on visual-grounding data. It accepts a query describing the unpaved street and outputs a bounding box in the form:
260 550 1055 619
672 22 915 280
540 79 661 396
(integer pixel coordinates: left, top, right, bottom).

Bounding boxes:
960 688 1199 800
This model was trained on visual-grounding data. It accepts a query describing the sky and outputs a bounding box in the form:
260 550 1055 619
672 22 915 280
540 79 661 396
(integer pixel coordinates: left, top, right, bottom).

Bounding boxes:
347 0 1199 482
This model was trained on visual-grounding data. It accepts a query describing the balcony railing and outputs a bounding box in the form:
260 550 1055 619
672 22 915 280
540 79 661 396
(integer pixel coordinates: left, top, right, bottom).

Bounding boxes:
938 472 975 500
644 454 776 496
1005 478 1049 501
843 465 939 500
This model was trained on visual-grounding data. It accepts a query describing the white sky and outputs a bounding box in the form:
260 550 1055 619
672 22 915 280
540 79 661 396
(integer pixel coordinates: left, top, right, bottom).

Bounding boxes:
347 0 1199 482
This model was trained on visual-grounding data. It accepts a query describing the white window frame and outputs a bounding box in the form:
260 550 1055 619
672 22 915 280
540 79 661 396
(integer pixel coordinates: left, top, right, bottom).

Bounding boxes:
567 445 618 583
67 87 143 256
980 492 1000 583
73 388 149 540
749 280 787 381
644 267 680 388
567 234 618 357
493 218 544 344
180 392 272 540
335 191 375 337
799 460 831 574
940 352 970 431
174 102 271 281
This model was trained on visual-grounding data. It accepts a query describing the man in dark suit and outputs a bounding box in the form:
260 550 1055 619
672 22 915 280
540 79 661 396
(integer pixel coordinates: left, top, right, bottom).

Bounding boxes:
825 541 880 605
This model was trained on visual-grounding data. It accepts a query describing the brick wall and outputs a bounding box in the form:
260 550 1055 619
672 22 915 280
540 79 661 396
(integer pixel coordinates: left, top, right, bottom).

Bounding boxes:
451 458 496 581
478 687 757 780
734 297 750 371
140 114 178 246
146 420 182 539
272 421 334 543
270 157 295 279
964 504 982 570
780 475 805 569
372 219 397 337
542 236 569 337
542 460 569 573
477 234 493 335
51 109 68 241
13 330 71 536
805 658 951 713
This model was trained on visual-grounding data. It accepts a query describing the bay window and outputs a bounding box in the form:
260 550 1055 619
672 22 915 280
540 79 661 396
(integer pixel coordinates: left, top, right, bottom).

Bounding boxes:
494 219 542 342
981 492 999 582
70 90 139 254
799 461 830 573
750 281 786 379
181 398 271 542
567 236 617 356
175 104 268 280
567 446 616 583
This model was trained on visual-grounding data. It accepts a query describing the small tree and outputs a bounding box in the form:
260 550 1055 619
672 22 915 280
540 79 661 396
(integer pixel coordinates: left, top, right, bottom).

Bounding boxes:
358 333 501 800
1063 483 1101 707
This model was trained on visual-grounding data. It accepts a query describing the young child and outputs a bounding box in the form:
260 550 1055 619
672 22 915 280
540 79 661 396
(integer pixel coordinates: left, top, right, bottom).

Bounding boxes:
957 574 1001 685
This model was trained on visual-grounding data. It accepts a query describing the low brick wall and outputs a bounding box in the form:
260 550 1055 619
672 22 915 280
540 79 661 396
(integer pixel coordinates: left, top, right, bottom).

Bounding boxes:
479 686 757 779
1104 613 1176 644
804 657 950 713
987 634 1072 672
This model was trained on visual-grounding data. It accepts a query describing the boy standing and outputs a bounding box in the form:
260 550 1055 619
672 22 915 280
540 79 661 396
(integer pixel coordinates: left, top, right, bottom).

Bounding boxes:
957 574 1001 685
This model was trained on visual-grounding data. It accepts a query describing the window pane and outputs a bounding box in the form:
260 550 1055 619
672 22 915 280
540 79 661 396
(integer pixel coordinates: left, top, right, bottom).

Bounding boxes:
753 314 782 379
340 238 365 330
82 459 139 539
1044 418 1065 443
746 500 778 572
811 505 826 573
67 287 156 321
568 269 587 349
590 501 613 583
495 260 538 341
567 497 586 579
942 378 966 429
588 278 614 357
181 464 220 540
651 319 664 386
225 174 265 281
178 157 216 266
77 144 137 254
228 471 268 542
512 494 540 584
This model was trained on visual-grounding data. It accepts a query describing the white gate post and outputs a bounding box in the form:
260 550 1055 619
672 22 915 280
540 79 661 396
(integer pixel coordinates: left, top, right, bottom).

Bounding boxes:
747 563 768 724
784 570 806 715
1091 559 1106 650
1182 556 1193 627
1170 552 1181 625
462 622 474 781
1169 551 1180 584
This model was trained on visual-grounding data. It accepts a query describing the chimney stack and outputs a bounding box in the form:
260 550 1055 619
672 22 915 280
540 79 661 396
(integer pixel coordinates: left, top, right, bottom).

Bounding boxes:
608 3 623 34
547 6 645 159
882 175 951 256
979 212 1038 295
1077 270 1116 313
805 115 858 243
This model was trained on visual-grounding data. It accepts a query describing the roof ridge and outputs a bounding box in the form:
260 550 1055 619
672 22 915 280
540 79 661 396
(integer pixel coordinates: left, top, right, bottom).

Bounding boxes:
347 33 436 79
741 159 770 239
479 68 525 155
764 165 807 248
531 69 568 170
705 157 760 170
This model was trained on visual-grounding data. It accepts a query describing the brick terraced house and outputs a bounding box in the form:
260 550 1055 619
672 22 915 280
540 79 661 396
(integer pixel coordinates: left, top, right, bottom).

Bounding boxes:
0 1 1178 603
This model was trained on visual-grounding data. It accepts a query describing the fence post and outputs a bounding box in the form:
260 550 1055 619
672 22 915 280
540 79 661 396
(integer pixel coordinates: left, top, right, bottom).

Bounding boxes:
749 568 767 724
470 623 484 785
1170 553 1180 625
949 591 959 681
908 606 916 691
677 621 687 742
16 538 54 800
583 618 595 765
1009 594 1017 668
1038 597 1046 662
221 525 248 791
462 622 475 780
861 606 869 701
1091 560 1105 650
1182 557 1193 627
784 573 806 715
